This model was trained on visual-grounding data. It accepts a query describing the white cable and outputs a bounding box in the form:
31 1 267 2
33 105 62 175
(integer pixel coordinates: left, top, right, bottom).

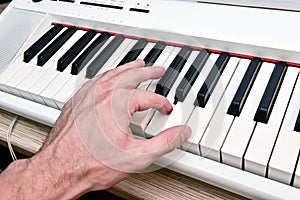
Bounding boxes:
6 116 18 161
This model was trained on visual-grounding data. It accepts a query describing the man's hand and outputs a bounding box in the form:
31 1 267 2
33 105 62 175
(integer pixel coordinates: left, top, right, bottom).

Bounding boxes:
0 60 191 199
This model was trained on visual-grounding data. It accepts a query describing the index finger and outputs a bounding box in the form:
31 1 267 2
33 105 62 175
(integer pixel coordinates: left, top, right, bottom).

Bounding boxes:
93 59 145 83
129 90 173 115
114 66 165 89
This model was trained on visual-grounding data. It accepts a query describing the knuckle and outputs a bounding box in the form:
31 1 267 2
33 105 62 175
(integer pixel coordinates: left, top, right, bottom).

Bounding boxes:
96 80 113 92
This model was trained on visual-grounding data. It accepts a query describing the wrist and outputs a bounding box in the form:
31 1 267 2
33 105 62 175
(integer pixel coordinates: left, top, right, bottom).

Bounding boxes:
0 151 93 200
0 159 29 199
27 142 94 199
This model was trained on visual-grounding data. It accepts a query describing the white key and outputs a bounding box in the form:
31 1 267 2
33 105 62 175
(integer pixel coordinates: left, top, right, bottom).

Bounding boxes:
145 50 202 138
28 34 114 105
38 30 87 108
29 61 61 105
95 41 153 94
199 59 250 161
244 67 299 176
188 57 240 157
53 39 135 109
4 63 36 96
40 66 72 108
52 76 79 109
130 45 176 137
17 34 99 100
136 42 156 60
17 30 99 101
184 56 240 155
136 44 171 90
294 155 300 188
268 74 300 185
180 54 219 154
0 59 25 92
221 62 274 169
4 26 67 98
139 44 177 91
96 38 135 76
109 39 139 67
81 35 116 77
0 25 58 92
50 33 103 109
16 63 54 100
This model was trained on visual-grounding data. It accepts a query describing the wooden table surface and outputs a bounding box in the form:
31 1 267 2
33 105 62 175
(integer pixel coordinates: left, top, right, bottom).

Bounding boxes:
0 3 247 199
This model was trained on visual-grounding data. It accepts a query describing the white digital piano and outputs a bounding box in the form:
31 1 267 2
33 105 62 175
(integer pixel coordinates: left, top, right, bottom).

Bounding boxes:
0 0 299 199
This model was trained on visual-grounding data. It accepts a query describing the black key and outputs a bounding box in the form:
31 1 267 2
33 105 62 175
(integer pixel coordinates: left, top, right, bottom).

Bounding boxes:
37 26 77 66
294 109 300 132
24 24 63 63
194 52 230 107
175 49 210 103
155 46 192 97
86 35 125 78
71 32 110 75
227 57 262 116
254 61 287 123
57 30 96 72
117 38 148 66
144 41 166 66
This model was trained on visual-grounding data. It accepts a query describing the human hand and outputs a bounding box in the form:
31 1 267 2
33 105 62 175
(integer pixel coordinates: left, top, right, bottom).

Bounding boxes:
0 60 191 200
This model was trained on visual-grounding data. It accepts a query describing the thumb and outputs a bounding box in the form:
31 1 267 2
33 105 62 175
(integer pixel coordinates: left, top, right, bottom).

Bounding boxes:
143 125 191 159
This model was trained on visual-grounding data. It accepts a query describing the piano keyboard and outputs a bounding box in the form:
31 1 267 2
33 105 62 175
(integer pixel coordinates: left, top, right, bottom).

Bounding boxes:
1 21 300 194
1 0 300 199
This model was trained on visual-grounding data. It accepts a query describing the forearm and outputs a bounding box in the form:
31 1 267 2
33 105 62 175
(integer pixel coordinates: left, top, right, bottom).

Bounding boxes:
0 128 97 200
0 123 128 200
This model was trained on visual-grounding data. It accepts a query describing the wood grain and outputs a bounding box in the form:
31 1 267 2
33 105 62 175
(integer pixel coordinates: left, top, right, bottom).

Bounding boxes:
0 3 8 12
0 3 247 199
